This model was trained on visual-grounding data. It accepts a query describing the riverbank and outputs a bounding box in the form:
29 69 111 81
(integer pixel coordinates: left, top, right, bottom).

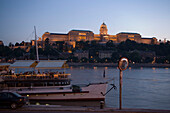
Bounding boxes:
68 62 170 68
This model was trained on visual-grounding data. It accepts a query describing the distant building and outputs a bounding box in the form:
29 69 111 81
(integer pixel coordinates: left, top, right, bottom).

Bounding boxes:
116 32 141 43
141 37 157 44
32 22 158 48
74 50 89 60
68 30 94 42
132 50 156 59
98 50 114 59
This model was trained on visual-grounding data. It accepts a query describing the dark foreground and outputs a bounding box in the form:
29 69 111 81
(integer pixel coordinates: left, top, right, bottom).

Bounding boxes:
0 105 170 113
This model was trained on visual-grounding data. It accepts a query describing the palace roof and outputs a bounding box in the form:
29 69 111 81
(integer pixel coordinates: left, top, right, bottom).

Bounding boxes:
71 29 92 32
117 32 140 35
50 33 68 35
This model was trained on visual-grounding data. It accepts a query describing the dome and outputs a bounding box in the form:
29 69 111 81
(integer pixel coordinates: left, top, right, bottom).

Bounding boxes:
102 22 106 25
100 22 108 35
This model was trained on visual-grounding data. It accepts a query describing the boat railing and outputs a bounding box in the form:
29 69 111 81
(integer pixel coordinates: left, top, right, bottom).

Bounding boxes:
0 73 71 81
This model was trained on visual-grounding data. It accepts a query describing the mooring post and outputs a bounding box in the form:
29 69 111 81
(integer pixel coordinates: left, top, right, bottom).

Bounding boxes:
118 57 129 110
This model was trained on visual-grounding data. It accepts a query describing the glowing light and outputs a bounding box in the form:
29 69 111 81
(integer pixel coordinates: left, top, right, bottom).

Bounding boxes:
94 67 97 69
27 95 29 97
36 102 40 105
128 35 134 37
80 66 84 69
79 33 86 36
129 38 135 41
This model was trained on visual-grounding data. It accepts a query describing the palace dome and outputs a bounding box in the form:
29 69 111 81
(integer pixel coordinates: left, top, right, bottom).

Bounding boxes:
100 22 108 35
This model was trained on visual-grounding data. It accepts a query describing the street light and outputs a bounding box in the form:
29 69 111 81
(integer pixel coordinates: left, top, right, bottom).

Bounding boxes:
118 57 129 110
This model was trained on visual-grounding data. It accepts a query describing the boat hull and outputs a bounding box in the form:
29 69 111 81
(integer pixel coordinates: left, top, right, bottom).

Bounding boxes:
20 83 107 100
2 83 108 106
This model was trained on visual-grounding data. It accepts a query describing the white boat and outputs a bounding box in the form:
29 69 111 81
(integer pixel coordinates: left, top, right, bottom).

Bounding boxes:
1 83 108 107
3 83 107 101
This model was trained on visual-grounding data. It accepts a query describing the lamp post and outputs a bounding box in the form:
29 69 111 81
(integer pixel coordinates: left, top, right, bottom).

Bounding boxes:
118 57 129 110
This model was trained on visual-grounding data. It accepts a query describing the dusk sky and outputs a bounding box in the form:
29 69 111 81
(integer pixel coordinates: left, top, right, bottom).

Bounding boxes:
0 0 170 45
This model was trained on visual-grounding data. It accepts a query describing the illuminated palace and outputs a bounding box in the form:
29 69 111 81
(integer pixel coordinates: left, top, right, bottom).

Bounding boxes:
39 22 157 47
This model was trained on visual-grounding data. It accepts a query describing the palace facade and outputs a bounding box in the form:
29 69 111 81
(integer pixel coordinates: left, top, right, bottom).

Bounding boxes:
37 22 157 47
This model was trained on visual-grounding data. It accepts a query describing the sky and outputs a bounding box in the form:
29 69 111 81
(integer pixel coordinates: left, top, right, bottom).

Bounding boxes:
0 0 170 45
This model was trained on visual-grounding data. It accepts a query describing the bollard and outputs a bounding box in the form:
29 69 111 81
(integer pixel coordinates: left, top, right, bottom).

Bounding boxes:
100 101 104 109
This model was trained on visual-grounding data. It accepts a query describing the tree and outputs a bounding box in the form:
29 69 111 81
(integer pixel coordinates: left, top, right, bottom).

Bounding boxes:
9 42 14 47
144 57 153 63
106 40 115 49
45 38 49 46
111 52 120 63
101 58 111 63
20 41 25 46
80 57 88 63
129 52 141 63
12 47 25 58
156 57 166 63
68 56 78 62
30 53 36 60
0 46 12 57
15 42 20 46
55 41 64 52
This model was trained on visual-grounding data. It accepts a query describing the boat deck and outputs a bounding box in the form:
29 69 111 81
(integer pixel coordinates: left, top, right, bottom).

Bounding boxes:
15 83 108 101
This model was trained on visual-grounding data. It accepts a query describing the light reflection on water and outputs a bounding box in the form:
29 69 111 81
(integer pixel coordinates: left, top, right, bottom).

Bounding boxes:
67 67 170 110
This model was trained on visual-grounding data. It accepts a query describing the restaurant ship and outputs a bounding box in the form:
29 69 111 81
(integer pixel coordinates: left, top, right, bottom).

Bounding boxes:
0 60 107 106
0 60 71 87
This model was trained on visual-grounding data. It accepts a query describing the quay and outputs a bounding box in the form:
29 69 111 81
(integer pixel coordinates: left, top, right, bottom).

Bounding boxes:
1 105 170 113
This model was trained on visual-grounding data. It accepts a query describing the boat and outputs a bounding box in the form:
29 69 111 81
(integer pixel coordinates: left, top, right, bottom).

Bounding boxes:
0 61 107 106
0 61 107 105
1 82 107 107
0 60 71 87
2 83 107 101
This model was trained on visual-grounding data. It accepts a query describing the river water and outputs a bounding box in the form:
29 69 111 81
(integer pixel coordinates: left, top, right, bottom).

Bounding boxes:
67 66 170 110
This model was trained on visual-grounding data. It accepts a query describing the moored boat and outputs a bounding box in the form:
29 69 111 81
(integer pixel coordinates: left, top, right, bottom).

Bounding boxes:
2 83 107 107
3 83 107 101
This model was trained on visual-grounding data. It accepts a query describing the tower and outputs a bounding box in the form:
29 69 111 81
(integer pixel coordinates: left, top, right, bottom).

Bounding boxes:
100 22 108 35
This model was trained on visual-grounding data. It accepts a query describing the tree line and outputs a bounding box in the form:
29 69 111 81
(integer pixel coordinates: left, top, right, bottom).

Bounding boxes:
0 39 170 63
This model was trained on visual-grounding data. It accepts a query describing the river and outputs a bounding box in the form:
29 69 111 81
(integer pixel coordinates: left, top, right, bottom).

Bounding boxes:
67 66 170 110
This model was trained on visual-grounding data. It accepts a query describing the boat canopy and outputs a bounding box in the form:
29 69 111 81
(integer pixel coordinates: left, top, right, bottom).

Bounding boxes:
10 60 37 68
35 60 69 69
9 60 69 69
0 63 11 69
